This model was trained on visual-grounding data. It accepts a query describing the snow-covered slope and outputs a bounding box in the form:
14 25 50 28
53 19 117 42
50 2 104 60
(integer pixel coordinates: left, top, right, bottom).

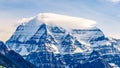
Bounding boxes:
6 13 120 68
61 34 86 54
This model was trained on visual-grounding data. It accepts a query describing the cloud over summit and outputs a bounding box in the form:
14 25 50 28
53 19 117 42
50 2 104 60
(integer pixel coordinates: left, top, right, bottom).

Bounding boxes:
19 13 96 30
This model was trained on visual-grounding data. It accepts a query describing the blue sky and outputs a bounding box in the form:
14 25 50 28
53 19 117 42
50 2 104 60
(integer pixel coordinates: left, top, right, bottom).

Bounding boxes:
0 0 120 41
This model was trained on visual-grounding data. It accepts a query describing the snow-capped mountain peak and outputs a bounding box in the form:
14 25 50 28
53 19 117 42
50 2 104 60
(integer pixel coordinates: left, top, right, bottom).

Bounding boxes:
6 13 120 68
7 13 98 55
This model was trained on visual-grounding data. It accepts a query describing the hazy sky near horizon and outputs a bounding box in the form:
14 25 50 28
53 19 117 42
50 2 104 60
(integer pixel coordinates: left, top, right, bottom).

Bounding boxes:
0 0 120 41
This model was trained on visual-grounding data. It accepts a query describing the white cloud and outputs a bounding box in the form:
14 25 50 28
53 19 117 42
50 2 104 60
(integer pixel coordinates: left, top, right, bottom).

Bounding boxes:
107 0 120 3
38 13 96 29
20 13 96 30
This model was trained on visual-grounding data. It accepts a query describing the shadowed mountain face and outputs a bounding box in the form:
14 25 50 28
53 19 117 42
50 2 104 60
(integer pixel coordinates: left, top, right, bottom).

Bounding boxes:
5 13 120 68
68 51 112 68
0 41 36 68
77 58 112 68
0 53 17 68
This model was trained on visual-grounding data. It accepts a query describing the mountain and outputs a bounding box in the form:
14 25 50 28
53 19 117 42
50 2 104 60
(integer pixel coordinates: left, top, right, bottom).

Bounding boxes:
6 13 120 68
6 13 95 55
0 41 36 68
